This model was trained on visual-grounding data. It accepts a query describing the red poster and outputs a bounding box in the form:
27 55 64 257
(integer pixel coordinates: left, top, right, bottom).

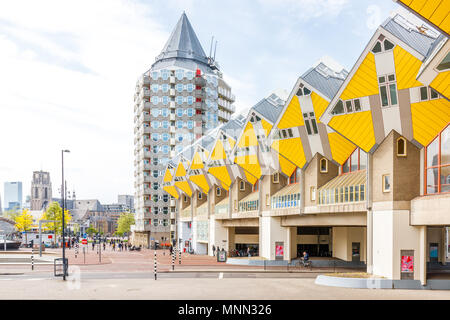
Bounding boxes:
275 245 284 257
401 255 414 272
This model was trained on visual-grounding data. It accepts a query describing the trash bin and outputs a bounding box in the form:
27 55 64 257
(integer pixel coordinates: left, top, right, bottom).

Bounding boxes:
54 258 68 277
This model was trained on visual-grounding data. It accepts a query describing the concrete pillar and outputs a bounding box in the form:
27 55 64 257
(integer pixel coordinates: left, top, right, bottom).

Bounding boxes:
208 215 227 256
419 226 427 286
260 216 289 260
227 227 235 252
441 227 447 266
299 168 305 215
366 211 373 273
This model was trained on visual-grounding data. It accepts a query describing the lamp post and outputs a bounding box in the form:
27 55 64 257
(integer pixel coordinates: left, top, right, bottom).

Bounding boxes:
61 149 70 281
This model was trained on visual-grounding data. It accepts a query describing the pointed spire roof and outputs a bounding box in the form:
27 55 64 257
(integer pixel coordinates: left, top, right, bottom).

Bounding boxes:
154 12 209 67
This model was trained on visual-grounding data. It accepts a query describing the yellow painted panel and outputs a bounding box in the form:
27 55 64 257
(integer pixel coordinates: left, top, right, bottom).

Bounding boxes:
393 46 423 90
208 166 231 187
190 152 204 170
429 0 450 29
328 111 376 153
189 174 210 193
163 186 179 199
431 70 450 100
204 150 210 158
441 11 450 34
221 182 229 191
311 91 330 121
244 171 258 185
340 53 378 101
277 96 304 129
411 98 450 146
328 132 357 165
261 119 273 137
234 155 262 179
211 140 226 160
416 0 441 19
409 0 427 12
175 180 192 197
238 122 258 148
163 169 172 183
278 155 297 177
271 138 306 169
175 162 186 177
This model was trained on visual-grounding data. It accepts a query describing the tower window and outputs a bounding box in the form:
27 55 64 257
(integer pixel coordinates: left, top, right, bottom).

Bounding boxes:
397 137 407 157
382 174 391 192
320 158 328 173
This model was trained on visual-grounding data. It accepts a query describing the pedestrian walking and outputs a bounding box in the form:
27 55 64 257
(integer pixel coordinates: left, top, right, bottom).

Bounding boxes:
92 241 95 251
112 242 116 251
212 244 216 256
103 242 106 251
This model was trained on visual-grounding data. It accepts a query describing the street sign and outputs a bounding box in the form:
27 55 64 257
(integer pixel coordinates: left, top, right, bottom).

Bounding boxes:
83 233 87 238
82 239 87 245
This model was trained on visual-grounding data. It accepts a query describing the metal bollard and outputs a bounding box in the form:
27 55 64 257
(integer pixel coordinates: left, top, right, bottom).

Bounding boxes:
179 247 181 265
75 242 78 258
172 250 175 271
31 248 34 271
154 250 157 280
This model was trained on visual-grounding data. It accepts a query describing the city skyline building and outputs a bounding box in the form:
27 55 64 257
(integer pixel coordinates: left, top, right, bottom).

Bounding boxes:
132 12 236 247
3 181 22 212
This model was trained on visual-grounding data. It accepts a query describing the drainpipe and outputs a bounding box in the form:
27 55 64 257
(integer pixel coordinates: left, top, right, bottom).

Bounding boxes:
366 153 373 274
299 168 305 215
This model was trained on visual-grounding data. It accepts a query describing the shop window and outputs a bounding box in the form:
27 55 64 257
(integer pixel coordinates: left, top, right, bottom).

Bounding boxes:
425 124 450 194
382 174 391 193
397 137 407 157
320 158 328 173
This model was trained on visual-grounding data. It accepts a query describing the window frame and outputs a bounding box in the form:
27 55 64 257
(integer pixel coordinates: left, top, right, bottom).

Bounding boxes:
272 172 279 183
320 158 328 173
424 124 450 195
239 180 246 191
382 174 391 193
396 137 407 157
378 73 398 108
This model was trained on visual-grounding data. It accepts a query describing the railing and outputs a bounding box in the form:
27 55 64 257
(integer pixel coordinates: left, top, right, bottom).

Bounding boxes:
271 193 301 209
238 199 259 212
318 184 365 205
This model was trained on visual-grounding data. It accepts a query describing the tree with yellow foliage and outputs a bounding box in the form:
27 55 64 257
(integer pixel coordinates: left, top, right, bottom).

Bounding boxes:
14 209 34 244
40 201 72 237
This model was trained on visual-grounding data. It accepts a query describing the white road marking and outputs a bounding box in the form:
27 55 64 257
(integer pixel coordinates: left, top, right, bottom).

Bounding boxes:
218 272 223 279
0 279 12 281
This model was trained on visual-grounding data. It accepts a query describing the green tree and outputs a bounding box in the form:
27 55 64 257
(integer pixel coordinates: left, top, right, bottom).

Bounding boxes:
14 209 34 244
115 212 135 236
86 226 97 236
40 201 72 236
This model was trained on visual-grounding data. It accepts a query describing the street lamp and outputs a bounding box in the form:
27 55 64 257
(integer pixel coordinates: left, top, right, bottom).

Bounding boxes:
61 149 70 280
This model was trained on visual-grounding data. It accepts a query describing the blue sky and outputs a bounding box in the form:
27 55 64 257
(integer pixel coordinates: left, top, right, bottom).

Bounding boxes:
0 0 424 204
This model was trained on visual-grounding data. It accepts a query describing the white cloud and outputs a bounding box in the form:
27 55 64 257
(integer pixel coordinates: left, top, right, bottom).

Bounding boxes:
258 0 349 20
0 0 169 203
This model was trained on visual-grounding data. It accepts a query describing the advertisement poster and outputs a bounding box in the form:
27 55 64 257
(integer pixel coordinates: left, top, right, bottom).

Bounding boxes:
401 255 414 273
275 244 284 257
